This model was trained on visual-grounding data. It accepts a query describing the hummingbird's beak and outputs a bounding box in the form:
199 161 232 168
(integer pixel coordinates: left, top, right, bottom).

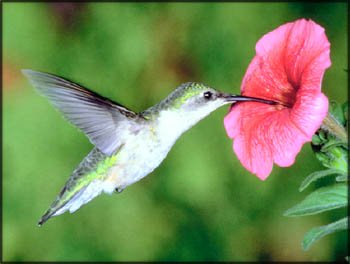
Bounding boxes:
221 93 279 105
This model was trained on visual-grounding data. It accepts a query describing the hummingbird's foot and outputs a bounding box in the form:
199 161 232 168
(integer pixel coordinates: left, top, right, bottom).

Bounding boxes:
115 187 124 193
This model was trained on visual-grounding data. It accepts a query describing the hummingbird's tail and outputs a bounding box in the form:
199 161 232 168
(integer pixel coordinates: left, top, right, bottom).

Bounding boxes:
38 182 104 226
38 148 118 226
38 185 89 226
38 178 107 226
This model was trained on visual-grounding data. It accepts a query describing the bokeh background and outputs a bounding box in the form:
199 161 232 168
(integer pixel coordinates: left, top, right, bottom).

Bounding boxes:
3 2 348 261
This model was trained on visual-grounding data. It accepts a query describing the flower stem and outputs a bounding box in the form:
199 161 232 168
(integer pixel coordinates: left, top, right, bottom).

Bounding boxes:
321 113 348 143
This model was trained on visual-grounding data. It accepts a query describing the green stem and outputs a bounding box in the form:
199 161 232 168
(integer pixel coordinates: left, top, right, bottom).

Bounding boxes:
321 113 348 143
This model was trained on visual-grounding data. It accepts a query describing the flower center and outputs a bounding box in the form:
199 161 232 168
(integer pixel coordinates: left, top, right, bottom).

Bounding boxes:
276 85 297 108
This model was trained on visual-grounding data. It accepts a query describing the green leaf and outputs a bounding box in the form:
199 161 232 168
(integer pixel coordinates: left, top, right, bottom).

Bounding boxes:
336 174 349 182
284 184 347 217
314 146 348 172
302 217 348 251
318 130 327 141
311 134 322 145
321 140 348 151
299 169 344 192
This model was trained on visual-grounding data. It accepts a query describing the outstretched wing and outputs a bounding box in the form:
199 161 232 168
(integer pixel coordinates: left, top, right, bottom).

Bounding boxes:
22 69 142 155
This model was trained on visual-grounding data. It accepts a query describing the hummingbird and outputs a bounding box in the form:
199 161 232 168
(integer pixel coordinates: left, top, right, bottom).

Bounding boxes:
22 69 277 226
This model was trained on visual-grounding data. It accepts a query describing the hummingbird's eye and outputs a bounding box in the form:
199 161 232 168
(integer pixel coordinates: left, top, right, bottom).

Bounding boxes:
203 91 213 100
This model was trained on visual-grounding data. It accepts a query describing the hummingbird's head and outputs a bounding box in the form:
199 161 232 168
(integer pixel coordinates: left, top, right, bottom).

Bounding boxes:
168 82 233 113
162 82 276 115
146 82 278 142
148 82 277 130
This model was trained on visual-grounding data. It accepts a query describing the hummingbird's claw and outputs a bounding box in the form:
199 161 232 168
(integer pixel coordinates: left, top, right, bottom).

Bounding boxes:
115 187 124 193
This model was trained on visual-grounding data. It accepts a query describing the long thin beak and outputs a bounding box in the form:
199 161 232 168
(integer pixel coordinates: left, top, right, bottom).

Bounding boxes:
221 93 279 105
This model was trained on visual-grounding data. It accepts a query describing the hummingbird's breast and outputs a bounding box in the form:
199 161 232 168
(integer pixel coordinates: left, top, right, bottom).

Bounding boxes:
105 123 176 190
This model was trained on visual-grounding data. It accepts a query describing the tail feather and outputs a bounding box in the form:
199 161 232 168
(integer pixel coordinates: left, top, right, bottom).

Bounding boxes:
37 148 117 226
37 180 108 226
38 186 87 226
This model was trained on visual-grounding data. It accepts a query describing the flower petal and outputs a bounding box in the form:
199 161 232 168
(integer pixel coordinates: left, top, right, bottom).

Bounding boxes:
284 19 331 89
291 90 329 138
241 47 295 106
266 109 309 167
225 103 277 180
271 91 329 167
224 19 331 179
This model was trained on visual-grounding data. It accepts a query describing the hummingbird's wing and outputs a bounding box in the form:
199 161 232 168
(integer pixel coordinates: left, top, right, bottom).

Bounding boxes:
22 69 143 156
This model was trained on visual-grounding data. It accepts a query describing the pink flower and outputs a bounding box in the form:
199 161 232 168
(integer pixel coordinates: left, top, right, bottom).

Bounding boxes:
224 19 331 180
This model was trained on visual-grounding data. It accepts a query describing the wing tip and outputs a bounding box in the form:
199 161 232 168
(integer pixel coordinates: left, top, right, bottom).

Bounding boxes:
21 69 45 83
22 69 51 79
21 69 36 76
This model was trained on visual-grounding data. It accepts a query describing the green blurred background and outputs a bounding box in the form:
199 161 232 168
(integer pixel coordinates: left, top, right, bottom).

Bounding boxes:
3 2 348 261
